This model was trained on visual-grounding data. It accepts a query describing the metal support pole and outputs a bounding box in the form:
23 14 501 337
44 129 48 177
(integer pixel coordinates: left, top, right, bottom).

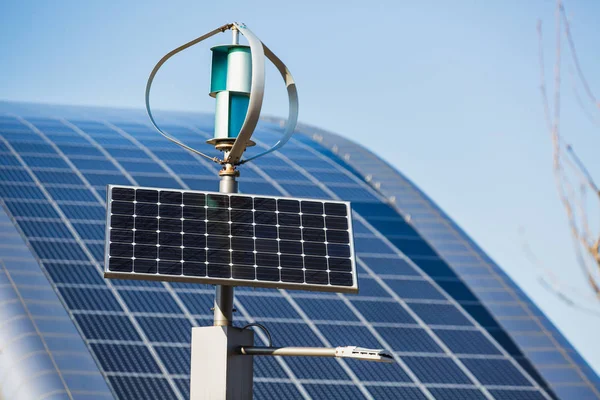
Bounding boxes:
219 173 239 194
214 167 237 326
191 166 253 400
214 284 234 326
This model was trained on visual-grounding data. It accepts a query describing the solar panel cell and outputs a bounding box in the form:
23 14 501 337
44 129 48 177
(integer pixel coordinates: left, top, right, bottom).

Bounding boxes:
105 185 357 293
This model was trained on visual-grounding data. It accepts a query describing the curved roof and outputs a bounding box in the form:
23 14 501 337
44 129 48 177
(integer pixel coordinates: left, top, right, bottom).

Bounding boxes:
291 121 600 400
0 101 596 399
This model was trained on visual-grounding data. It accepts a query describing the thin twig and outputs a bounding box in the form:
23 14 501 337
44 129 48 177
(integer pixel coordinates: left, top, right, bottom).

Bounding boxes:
566 145 600 193
537 20 553 133
559 3 600 109
568 64 600 127
520 229 600 313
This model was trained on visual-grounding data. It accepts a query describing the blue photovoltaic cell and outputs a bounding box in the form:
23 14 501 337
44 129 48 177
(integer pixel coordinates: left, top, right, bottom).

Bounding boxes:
434 328 502 355
18 220 73 239
84 172 132 186
538 366 583 383
279 182 331 199
45 134 91 145
30 240 89 261
461 304 502 329
328 185 382 202
240 181 281 195
366 386 427 400
5 200 60 218
10 142 57 153
47 186 99 202
58 287 121 311
111 278 164 288
44 262 105 285
376 327 442 353
253 382 303 400
0 168 33 183
0 183 45 199
74 314 141 341
71 157 119 171
359 256 420 276
354 277 391 297
182 177 219 191
346 359 412 382
435 280 479 302
137 317 193 343
175 379 190 398
59 144 105 157
286 356 349 380
0 155 20 166
428 388 487 400
176 292 214 315
354 237 396 254
527 350 570 365
253 356 288 378
266 322 323 347
106 147 150 159
91 343 161 373
22 155 70 169
34 170 84 185
119 290 181 314
59 204 105 220
408 303 473 326
462 358 533 386
304 383 366 399
264 167 310 182
318 324 382 349
73 223 105 241
488 390 548 400
108 376 177 400
385 278 446 300
351 300 416 324
154 346 190 374
168 162 215 176
238 295 301 319
403 356 472 384
87 242 106 261
131 175 181 188
294 298 358 321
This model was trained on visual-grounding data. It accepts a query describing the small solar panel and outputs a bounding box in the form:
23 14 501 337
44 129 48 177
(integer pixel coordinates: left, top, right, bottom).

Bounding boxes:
104 185 357 293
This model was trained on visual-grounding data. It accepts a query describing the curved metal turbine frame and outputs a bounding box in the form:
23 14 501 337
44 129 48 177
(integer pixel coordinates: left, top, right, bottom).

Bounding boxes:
145 22 298 166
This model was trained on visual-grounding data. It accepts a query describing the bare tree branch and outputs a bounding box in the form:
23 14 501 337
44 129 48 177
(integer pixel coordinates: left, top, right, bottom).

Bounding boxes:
566 145 600 193
537 20 553 133
535 0 600 300
568 65 600 127
559 3 600 109
520 228 600 315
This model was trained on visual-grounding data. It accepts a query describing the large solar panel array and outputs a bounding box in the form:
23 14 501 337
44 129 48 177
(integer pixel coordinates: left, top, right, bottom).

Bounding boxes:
2 104 597 400
105 185 357 293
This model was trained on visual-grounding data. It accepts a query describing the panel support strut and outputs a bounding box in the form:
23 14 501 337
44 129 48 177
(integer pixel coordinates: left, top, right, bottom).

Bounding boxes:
190 165 254 399
214 165 238 326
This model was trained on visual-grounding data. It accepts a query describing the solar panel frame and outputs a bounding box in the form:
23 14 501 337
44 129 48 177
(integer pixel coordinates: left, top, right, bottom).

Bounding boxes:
103 185 358 293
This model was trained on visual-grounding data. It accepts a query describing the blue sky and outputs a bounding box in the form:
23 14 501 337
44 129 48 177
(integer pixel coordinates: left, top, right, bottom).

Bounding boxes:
2 0 600 373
